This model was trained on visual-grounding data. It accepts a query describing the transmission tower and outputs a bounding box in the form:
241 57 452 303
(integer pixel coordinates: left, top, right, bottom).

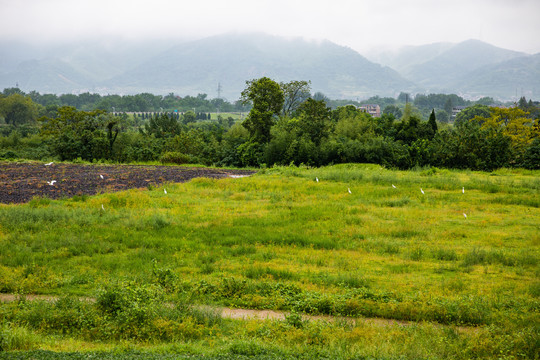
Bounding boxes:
216 83 223 115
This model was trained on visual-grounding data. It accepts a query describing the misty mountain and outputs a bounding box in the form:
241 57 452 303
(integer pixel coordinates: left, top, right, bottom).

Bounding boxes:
405 40 526 90
0 34 415 100
365 42 455 75
1 34 539 101
0 38 177 92
107 33 415 100
453 53 540 99
367 39 540 99
1 58 95 94
369 39 533 96
50 39 174 83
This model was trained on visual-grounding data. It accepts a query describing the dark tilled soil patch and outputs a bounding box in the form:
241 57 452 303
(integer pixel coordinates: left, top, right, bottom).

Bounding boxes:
0 162 255 204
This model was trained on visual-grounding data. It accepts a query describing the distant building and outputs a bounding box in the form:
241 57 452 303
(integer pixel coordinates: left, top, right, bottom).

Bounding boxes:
358 104 381 118
451 106 467 119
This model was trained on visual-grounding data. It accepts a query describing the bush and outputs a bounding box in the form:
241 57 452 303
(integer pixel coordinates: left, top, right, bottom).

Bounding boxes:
160 151 197 165
237 141 265 167
0 323 39 351
96 281 164 339
0 150 17 159
521 138 540 169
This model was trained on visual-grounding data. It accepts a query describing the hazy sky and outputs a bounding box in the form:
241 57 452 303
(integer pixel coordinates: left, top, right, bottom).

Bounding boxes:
1 0 539 54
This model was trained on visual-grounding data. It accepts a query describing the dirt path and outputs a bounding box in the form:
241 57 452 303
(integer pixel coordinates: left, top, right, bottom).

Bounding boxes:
0 294 473 332
0 162 255 204
0 293 411 327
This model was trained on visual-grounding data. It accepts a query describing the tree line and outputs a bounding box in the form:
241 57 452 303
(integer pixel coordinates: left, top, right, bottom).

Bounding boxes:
0 80 539 170
0 87 248 114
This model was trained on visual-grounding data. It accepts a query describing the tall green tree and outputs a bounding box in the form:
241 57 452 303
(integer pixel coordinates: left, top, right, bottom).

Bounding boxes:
241 77 284 143
296 98 331 145
429 119 511 171
476 107 538 165
313 92 330 104
39 107 123 161
0 94 40 126
518 96 529 110
454 104 490 126
400 103 421 122
428 109 438 137
383 105 402 119
280 80 311 117
444 98 453 116
143 113 181 138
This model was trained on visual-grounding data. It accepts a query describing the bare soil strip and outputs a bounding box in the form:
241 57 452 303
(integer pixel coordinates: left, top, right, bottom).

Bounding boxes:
0 162 255 204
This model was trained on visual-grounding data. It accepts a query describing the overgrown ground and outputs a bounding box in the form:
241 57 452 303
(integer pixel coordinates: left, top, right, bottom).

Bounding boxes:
0 164 538 359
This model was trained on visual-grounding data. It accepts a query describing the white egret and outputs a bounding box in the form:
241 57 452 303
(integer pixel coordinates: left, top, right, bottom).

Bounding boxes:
463 213 467 218
348 188 352 194
462 187 465 194
47 180 56 186
101 204 105 211
392 184 396 189
228 175 250 178
100 174 104 179
164 188 167 194
420 188 425 195
316 177 319 182
45 162 54 166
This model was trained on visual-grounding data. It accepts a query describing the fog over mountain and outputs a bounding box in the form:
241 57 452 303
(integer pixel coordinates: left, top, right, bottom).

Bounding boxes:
1 33 539 101
106 33 415 100
454 53 540 100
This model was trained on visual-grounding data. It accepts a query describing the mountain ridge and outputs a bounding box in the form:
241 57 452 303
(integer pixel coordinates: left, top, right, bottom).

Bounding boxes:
0 34 538 100
106 33 415 100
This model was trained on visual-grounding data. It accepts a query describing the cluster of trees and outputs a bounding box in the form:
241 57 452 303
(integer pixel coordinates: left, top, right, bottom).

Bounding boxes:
1 81 539 170
1 87 247 113
361 93 502 123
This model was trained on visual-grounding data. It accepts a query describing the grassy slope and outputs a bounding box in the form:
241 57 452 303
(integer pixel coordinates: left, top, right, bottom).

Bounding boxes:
0 164 538 359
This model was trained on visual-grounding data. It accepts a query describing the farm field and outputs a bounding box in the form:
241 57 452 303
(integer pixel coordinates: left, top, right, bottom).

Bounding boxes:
0 163 538 359
0 162 254 204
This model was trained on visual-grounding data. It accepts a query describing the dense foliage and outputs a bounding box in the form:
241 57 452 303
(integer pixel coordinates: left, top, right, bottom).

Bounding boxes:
1 84 539 171
0 87 247 113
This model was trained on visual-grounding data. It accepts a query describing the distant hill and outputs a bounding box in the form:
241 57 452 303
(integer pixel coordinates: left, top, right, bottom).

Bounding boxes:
405 40 526 90
0 34 415 100
0 38 177 93
365 42 454 75
1 35 539 100
453 53 540 99
369 39 538 99
107 33 415 100
2 58 94 94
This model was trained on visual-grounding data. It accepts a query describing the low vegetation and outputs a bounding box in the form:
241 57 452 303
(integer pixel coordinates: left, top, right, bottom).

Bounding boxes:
0 164 538 359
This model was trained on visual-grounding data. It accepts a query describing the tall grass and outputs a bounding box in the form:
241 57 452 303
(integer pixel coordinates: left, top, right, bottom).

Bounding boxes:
0 323 41 351
0 164 538 358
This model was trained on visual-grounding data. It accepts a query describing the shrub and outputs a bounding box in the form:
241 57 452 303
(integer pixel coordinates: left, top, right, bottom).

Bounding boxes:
0 150 17 159
159 151 196 165
0 323 39 351
284 310 305 329
521 138 540 169
96 282 164 334
152 260 178 293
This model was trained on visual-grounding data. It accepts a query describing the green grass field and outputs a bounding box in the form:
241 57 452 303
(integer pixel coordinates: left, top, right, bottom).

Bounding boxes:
0 164 538 359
